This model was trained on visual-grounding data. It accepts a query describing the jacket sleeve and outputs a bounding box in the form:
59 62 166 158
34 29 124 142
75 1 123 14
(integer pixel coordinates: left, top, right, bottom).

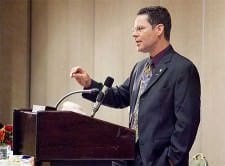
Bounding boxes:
168 63 201 165
82 64 138 109
82 77 131 109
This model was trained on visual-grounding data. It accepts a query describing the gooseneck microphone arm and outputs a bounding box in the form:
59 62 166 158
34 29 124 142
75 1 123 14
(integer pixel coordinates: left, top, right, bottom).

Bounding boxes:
55 88 99 109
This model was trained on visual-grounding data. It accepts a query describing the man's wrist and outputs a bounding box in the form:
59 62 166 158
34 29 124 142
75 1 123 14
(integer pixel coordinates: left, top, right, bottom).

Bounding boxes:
84 79 92 88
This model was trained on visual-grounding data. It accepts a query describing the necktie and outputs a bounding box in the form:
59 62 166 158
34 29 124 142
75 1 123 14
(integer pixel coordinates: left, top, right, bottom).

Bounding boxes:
130 61 152 141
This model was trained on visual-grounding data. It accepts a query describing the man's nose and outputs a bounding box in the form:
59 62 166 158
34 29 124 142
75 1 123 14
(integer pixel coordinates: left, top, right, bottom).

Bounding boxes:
132 31 139 38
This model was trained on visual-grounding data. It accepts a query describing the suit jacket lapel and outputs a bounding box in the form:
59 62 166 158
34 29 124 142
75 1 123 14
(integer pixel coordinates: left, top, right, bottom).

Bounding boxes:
141 64 167 96
141 51 173 96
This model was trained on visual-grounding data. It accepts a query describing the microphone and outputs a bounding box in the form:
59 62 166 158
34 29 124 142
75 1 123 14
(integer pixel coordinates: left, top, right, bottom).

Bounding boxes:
55 88 99 109
91 76 114 117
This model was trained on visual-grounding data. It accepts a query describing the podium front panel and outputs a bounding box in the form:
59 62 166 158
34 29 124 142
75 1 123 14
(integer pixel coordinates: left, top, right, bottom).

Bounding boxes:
37 111 135 160
13 109 135 162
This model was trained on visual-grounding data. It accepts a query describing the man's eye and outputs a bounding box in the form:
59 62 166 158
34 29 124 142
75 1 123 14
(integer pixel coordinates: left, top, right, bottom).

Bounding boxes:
132 26 146 33
137 27 145 31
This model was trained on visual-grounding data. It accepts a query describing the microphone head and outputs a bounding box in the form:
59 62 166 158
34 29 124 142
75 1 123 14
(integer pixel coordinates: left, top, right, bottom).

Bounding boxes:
104 76 114 87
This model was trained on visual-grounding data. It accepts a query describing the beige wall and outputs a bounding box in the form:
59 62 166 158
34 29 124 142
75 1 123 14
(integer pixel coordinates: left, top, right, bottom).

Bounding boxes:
0 0 29 123
2 0 225 165
202 1 225 165
30 0 96 127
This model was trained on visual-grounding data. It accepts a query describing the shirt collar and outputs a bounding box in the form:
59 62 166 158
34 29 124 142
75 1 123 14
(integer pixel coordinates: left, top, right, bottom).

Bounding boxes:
150 45 172 66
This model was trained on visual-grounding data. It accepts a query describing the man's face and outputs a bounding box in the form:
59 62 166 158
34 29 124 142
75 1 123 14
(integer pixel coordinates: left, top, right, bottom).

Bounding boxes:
132 14 159 53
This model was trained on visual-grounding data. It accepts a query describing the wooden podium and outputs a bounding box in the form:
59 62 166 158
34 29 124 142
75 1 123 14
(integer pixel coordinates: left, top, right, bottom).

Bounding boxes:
13 109 135 166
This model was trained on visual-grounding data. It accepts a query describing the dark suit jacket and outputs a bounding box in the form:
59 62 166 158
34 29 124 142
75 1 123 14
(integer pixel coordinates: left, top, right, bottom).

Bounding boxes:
83 46 201 166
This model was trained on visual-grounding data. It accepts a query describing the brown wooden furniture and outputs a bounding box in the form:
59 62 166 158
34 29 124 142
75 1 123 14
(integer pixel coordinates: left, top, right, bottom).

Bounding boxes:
13 109 135 165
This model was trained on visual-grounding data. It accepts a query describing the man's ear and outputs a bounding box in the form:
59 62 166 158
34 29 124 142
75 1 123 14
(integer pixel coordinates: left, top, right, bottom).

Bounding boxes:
155 24 164 36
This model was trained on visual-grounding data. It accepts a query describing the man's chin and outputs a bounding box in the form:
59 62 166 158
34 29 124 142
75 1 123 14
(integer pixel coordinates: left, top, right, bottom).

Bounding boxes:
137 47 148 53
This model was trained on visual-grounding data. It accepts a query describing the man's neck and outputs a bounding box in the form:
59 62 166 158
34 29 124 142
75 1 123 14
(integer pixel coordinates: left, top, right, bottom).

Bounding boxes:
149 40 170 58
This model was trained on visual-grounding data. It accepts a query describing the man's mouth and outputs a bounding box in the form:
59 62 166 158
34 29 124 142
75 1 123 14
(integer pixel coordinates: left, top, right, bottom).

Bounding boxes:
136 41 142 46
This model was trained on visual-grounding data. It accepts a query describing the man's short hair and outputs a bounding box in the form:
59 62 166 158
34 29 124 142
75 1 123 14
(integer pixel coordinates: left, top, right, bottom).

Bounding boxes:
137 6 171 41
